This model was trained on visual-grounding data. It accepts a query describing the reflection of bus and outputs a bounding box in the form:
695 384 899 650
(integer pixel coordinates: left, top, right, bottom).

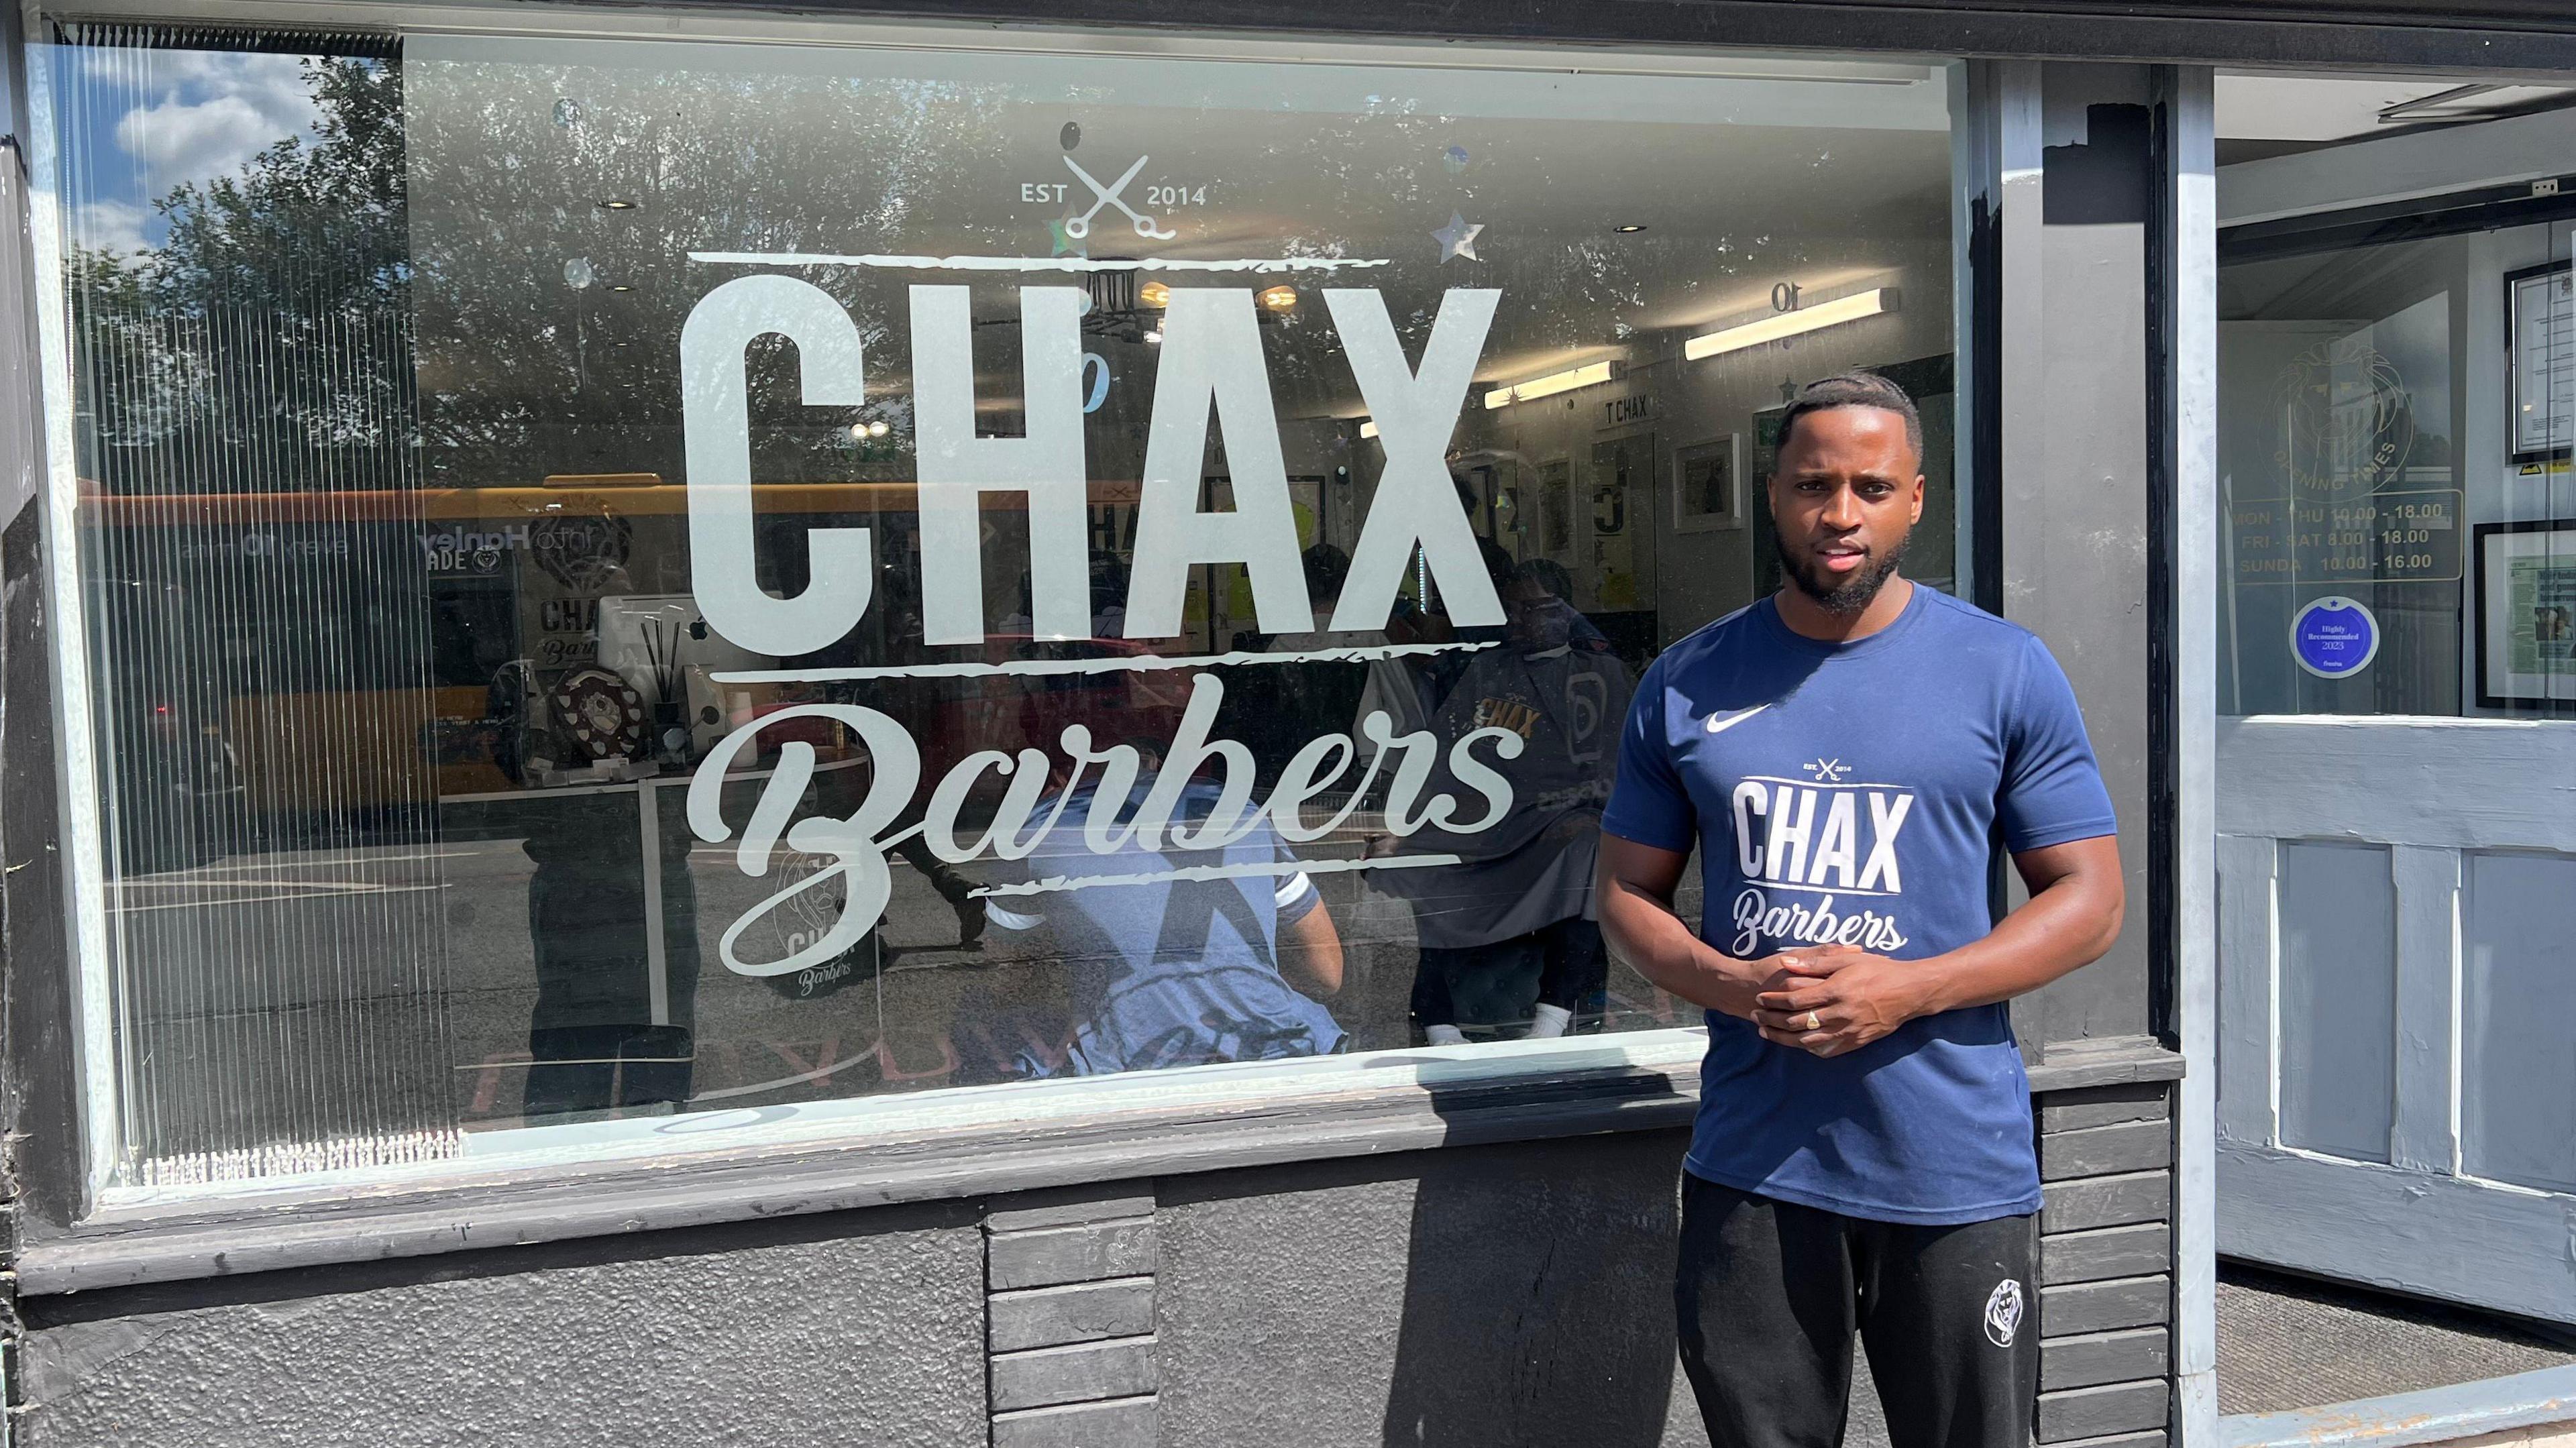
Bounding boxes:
79 478 1179 855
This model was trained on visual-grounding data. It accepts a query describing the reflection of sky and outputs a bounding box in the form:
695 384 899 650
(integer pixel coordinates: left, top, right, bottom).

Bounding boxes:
54 47 320 255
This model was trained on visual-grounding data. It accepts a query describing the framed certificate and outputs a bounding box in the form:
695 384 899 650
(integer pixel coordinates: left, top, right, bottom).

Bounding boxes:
1671 433 1746 533
2474 518 2576 710
2505 262 2576 463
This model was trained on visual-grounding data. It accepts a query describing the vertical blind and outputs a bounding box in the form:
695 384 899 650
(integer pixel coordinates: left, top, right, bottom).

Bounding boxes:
57 26 460 1184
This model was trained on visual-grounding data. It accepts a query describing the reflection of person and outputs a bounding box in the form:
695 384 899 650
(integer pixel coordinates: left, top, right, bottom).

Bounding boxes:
808 553 983 950
520 787 702 1119
1255 543 1376 779
982 755 1346 1078
1386 557 1633 1044
1597 374 2127 1448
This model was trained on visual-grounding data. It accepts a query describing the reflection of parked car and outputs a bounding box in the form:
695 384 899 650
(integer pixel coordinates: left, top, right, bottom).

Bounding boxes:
93 579 244 875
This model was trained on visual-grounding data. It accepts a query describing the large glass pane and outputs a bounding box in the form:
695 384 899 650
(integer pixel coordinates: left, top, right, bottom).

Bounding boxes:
52 24 1955 1184
2218 76 2576 719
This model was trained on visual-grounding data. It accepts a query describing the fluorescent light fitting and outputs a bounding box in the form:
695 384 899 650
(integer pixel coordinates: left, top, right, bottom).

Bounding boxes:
1483 359 1619 410
1359 420 1379 439
1684 288 1897 361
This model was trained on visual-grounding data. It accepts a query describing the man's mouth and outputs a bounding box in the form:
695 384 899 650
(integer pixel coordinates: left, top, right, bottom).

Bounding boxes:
1817 543 1869 575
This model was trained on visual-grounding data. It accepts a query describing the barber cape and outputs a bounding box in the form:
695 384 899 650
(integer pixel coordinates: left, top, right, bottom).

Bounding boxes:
1375 636 1635 950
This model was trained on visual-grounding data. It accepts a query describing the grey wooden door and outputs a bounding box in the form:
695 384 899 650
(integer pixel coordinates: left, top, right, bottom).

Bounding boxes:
2216 717 2576 1323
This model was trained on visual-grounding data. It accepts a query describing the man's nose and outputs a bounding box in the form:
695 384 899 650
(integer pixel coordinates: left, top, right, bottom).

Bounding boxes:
1820 487 1865 531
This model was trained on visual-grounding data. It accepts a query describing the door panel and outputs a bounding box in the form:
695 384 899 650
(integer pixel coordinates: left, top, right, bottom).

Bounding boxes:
2216 717 2576 1323
2463 850 2576 1194
2276 841 2397 1164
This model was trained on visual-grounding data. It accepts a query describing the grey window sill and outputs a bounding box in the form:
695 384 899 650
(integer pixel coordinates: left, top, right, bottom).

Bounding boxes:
14 1034 2178 1295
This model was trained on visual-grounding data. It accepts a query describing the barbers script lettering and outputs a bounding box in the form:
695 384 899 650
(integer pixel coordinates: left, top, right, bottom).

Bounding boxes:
678 275 1516 978
1724 761 1915 958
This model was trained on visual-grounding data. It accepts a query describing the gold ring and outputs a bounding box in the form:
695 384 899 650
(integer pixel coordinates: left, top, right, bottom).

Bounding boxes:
1804 1011 1823 1032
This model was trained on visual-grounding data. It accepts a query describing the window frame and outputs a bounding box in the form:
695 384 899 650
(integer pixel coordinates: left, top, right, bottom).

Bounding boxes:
16 0 1983 1249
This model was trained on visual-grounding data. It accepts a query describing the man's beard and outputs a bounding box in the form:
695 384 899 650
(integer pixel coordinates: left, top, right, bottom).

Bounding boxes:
1777 531 1910 616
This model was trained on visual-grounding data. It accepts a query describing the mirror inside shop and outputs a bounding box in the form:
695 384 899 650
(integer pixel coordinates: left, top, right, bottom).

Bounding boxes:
56 30 1955 1180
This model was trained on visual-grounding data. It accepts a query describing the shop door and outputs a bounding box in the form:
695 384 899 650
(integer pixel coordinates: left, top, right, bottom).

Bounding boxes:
2213 213 2576 1324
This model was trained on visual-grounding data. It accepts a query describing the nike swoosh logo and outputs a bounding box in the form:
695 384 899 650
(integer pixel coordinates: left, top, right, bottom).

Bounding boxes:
1705 704 1769 734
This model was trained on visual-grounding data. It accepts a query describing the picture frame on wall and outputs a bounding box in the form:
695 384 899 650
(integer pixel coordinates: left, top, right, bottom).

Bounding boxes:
1672 433 1746 533
2504 261 2575 465
1538 456 1573 554
2473 518 2576 710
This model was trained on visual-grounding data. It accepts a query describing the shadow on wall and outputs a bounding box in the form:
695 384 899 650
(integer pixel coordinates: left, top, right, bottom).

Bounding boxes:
1375 1084 1695 1448
1151 1091 1704 1447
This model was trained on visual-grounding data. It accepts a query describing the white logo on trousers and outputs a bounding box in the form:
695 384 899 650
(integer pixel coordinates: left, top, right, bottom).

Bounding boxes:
1983 1279 2025 1347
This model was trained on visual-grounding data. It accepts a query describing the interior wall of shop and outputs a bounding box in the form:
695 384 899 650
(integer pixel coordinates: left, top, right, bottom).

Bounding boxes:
0 19 2186 1448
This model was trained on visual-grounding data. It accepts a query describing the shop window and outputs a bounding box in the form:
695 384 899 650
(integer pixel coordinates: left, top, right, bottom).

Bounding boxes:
45 23 1957 1187
2218 77 2576 718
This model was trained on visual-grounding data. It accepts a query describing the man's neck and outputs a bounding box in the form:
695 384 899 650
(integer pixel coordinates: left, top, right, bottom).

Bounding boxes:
1774 572 1914 643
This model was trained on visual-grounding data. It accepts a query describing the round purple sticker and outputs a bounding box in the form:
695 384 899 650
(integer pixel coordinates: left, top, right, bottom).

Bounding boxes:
2292 595 2379 679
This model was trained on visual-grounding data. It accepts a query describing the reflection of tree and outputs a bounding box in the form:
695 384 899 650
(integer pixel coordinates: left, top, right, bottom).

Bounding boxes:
71 58 415 495
66 44 1946 496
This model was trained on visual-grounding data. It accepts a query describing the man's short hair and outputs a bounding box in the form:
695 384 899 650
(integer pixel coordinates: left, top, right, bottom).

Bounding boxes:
1509 556 1574 602
1775 372 1923 467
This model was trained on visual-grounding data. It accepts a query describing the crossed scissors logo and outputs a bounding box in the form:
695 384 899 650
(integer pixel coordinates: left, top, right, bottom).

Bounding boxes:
1062 154 1177 241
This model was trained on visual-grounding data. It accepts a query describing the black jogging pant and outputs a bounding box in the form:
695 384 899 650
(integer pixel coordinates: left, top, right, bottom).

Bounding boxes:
1675 1173 2041 1448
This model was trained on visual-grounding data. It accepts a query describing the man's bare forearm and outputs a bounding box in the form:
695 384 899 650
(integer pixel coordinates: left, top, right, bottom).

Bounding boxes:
1903 837 2125 1015
1596 842 1768 1018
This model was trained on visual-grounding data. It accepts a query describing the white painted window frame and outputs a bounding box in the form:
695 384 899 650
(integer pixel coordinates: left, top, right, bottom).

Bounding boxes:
2167 60 2223 1448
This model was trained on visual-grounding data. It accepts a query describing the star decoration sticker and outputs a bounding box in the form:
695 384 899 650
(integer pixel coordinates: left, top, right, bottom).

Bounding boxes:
1803 758 1849 783
1433 211 1483 263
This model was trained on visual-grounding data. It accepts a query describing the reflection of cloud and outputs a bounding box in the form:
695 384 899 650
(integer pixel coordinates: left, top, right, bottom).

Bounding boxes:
117 94 280 188
72 198 152 255
101 50 318 194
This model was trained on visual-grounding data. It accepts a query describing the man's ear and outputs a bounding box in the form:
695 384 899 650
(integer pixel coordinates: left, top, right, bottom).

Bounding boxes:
1909 472 1927 526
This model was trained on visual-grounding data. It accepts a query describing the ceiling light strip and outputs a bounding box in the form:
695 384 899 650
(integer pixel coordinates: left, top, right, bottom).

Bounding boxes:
1483 360 1619 410
1682 288 1896 361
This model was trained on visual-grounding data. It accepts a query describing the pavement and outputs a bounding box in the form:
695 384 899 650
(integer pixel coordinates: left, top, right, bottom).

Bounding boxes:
2216 1260 2576 1416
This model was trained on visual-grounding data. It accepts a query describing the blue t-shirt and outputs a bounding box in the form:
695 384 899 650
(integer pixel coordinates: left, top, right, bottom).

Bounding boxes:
1601 585 2116 1225
985 778 1346 1078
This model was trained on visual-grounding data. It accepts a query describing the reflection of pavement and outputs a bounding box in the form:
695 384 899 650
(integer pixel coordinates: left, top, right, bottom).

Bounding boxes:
107 828 1713 1154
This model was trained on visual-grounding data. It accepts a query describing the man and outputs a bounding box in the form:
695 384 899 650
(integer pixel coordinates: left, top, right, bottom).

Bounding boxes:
979 714 1346 1079
1387 557 1631 1043
1597 372 2125 1447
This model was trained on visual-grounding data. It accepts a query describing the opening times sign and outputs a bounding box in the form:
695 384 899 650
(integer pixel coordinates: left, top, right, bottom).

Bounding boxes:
2228 487 2464 586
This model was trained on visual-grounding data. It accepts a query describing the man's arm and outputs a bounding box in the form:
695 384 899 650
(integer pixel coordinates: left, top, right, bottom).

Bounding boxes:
1276 884 1344 997
1750 834 2125 1057
1597 833 1788 1020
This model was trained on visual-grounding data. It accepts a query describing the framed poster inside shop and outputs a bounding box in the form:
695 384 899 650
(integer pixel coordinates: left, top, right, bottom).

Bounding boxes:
1671 433 1746 533
2474 518 2576 710
2505 261 2576 465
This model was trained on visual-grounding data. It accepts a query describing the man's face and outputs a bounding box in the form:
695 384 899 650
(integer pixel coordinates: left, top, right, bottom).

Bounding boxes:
1503 575 1572 651
1767 404 1925 615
